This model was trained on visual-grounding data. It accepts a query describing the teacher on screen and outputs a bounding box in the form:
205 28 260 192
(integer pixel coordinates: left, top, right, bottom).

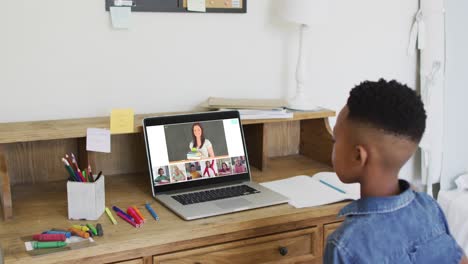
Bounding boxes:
189 123 215 158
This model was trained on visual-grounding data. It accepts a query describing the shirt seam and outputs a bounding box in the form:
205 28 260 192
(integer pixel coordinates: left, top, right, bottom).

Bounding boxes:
341 194 415 216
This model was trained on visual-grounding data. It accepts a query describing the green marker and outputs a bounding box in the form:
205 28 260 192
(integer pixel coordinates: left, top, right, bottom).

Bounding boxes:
86 223 98 236
33 241 67 249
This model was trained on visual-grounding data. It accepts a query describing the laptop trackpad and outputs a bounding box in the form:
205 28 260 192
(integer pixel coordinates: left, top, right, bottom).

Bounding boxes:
215 198 252 209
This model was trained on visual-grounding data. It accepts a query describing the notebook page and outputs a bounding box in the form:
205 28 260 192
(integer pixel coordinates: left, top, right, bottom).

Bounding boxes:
260 175 351 208
312 172 361 200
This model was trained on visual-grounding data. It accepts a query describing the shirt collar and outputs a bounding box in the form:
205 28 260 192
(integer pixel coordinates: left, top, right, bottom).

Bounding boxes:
339 180 415 217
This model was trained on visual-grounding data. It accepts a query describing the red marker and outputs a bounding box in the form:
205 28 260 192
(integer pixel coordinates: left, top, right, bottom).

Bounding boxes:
127 207 143 225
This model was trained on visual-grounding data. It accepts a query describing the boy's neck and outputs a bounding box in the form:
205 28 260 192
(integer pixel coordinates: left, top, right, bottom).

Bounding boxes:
360 170 401 198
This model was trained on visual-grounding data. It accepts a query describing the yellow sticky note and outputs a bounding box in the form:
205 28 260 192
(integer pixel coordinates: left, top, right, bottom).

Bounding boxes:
110 108 135 134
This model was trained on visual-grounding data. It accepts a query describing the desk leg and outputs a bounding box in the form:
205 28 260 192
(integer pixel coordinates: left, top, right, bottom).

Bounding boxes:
300 118 334 167
0 144 13 220
243 124 267 171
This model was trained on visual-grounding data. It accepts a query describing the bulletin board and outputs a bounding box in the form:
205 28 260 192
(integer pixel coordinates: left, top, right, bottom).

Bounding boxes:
105 0 247 13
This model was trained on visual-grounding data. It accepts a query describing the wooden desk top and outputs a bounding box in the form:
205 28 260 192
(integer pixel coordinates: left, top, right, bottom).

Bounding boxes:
1 155 345 264
0 110 335 144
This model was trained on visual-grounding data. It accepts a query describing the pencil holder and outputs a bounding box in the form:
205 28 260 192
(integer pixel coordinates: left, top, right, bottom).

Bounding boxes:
67 176 105 220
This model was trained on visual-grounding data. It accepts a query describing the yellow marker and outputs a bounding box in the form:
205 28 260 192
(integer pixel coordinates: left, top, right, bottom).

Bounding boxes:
132 206 145 222
110 108 134 134
72 225 89 232
105 207 118 225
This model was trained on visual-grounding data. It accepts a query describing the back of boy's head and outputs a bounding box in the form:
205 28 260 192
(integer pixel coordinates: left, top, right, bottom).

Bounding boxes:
347 79 426 143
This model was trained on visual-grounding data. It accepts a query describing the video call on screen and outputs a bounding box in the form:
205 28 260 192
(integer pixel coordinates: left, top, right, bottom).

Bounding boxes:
146 118 247 186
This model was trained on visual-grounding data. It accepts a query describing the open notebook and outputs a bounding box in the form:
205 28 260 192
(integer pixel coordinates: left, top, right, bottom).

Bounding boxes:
260 172 360 208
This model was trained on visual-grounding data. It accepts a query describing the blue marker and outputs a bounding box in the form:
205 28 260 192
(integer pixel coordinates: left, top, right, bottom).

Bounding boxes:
319 179 346 194
112 206 134 221
145 203 159 221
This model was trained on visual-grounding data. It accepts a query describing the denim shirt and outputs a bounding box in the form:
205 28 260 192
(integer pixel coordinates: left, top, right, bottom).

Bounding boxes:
324 180 464 264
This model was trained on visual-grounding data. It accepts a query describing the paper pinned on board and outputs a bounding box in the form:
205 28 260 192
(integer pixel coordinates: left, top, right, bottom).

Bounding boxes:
86 128 111 153
110 108 135 134
110 6 131 29
260 172 360 208
187 0 206 12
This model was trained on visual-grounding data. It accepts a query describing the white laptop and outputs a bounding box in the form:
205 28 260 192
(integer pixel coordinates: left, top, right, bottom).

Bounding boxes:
142 110 289 220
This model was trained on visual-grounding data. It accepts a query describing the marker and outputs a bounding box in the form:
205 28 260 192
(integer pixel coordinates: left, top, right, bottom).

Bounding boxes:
86 223 98 236
116 211 139 228
112 206 134 221
127 207 143 225
132 206 145 223
319 179 346 194
105 207 118 225
33 241 67 249
145 203 159 221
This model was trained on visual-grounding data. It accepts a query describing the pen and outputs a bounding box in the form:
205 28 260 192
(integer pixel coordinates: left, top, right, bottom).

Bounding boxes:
319 179 346 194
145 203 159 221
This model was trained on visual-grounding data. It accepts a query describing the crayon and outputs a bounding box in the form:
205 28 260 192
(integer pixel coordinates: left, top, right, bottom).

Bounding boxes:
33 241 67 249
96 223 104 236
42 231 71 238
68 227 90 239
72 225 89 232
86 223 98 236
32 234 66 242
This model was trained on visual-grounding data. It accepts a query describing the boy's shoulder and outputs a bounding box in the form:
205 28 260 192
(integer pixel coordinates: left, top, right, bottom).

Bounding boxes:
325 187 462 263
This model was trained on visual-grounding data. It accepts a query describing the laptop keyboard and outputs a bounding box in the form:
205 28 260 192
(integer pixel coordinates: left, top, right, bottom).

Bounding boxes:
172 185 261 205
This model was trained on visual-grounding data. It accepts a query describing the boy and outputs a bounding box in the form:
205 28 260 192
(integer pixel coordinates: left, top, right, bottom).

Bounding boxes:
324 79 467 263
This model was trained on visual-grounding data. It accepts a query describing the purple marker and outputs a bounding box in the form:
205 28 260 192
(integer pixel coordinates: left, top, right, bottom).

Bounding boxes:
112 206 134 221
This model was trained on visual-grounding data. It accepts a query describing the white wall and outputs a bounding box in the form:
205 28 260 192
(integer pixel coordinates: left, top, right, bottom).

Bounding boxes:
1 0 419 177
441 0 468 189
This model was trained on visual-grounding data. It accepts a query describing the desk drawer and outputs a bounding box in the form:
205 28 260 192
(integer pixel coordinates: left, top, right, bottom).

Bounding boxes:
154 227 320 264
323 221 342 243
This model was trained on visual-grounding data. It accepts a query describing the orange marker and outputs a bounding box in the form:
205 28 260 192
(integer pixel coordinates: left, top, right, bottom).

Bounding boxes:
132 206 145 223
68 227 90 239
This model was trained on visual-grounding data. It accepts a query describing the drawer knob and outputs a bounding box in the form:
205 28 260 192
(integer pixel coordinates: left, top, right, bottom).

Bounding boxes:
279 246 288 256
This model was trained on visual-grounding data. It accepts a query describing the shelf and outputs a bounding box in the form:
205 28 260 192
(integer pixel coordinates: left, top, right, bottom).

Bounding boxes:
0 110 335 144
2 155 340 264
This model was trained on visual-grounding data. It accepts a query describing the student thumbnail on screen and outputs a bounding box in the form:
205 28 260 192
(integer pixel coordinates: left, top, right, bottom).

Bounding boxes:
216 158 233 176
153 166 170 185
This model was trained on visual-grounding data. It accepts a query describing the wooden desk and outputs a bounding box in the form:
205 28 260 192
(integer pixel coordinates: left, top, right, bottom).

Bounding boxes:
0 109 344 263
2 156 345 264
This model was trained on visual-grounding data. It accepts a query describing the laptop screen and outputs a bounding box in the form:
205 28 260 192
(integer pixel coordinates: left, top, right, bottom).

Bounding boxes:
143 111 250 194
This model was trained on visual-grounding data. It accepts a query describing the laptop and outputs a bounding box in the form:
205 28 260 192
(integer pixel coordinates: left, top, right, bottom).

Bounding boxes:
142 110 289 220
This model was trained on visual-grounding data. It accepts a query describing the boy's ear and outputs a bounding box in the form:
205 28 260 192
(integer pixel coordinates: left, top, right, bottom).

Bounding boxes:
355 145 368 167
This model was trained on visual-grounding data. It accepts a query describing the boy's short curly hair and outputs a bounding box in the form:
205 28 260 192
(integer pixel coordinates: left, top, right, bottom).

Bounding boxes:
346 79 426 143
